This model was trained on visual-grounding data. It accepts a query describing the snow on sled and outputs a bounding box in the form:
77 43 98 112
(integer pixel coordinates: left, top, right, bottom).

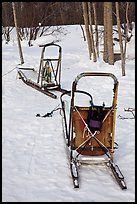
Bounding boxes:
60 72 127 189
17 43 68 99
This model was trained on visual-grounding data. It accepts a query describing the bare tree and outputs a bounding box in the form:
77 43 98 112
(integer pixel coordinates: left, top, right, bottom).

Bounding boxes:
2 2 14 43
115 2 125 76
103 2 114 65
107 2 114 65
92 2 99 58
2 26 14 43
2 2 135 27
88 2 97 62
12 2 24 64
123 2 129 58
82 2 92 60
103 2 108 63
80 24 86 41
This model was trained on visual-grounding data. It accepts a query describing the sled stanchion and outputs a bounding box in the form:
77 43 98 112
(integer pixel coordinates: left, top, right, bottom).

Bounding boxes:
60 72 127 190
60 91 71 143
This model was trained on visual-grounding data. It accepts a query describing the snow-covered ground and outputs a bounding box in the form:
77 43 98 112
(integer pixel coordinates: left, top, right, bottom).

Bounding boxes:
2 25 135 202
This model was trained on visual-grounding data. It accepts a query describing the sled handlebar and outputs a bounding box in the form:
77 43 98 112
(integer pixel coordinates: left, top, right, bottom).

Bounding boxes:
72 72 118 93
39 43 62 52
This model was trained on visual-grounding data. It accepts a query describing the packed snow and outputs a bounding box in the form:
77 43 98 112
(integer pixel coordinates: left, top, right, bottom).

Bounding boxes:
2 25 135 202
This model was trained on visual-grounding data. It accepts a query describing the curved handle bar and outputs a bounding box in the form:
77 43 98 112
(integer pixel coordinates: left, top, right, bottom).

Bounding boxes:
39 43 62 52
72 72 118 94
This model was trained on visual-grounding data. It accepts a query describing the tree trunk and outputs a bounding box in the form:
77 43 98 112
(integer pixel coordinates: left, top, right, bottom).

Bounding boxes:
106 2 114 65
123 2 129 59
103 3 108 63
80 24 86 41
92 2 99 58
116 2 126 76
103 2 114 65
82 2 92 60
12 2 24 64
88 2 97 62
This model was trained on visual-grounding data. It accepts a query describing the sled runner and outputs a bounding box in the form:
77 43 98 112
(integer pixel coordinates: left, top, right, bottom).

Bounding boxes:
60 72 127 189
17 43 68 99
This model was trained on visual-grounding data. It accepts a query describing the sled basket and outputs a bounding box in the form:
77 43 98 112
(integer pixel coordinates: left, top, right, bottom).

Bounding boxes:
72 105 114 156
66 72 119 159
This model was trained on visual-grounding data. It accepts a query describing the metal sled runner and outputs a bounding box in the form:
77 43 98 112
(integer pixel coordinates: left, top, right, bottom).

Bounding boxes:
17 43 68 99
60 72 127 189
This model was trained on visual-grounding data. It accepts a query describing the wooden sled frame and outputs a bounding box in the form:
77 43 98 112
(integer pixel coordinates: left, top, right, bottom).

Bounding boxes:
17 43 68 99
37 43 62 88
69 72 119 160
60 72 127 189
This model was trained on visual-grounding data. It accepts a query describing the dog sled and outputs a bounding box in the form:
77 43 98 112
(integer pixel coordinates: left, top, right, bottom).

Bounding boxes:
60 72 127 189
17 43 68 99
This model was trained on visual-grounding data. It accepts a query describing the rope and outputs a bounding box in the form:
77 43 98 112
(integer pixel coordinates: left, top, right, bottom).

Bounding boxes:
73 106 118 157
74 106 90 132
2 62 23 78
74 106 111 153
2 67 17 78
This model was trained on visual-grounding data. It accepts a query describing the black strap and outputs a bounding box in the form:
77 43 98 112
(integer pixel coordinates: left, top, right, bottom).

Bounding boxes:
36 104 61 118
36 112 53 117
